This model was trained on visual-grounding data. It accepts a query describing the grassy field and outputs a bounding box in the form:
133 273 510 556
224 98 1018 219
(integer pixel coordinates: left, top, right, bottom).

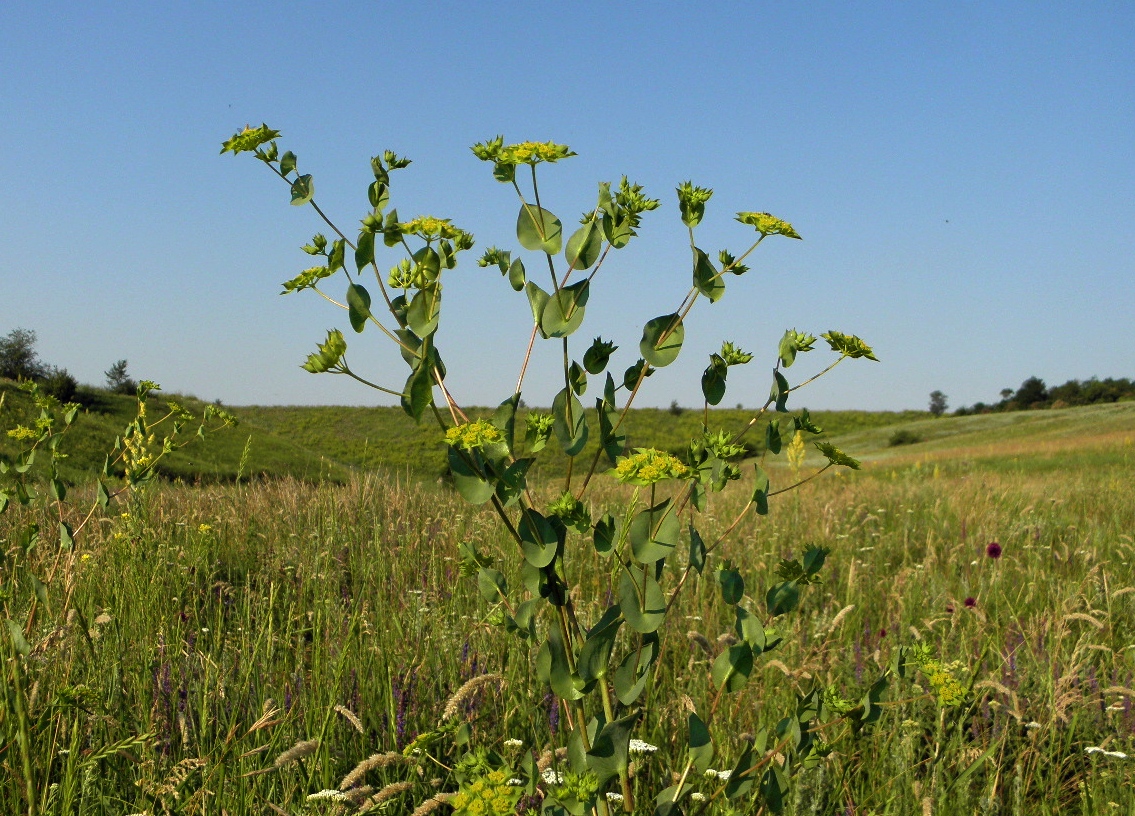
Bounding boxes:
2 401 1134 814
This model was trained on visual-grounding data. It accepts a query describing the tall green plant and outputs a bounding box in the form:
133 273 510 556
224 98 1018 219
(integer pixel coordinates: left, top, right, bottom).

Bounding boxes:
224 125 939 815
0 380 235 815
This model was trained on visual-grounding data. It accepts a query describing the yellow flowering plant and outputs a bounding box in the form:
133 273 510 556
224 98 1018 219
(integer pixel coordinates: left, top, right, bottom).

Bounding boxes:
224 124 940 816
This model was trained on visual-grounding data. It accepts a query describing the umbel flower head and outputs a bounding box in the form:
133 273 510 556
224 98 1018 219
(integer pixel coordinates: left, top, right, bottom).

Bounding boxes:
445 420 504 452
613 448 690 485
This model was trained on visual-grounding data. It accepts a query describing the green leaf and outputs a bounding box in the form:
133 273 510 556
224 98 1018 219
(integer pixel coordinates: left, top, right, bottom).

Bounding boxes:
770 370 790 412
717 565 744 605
688 524 706 574
517 204 563 254
765 419 782 455
290 174 314 206
552 388 588 457
613 632 659 704
712 642 753 692
495 458 533 507
619 562 665 633
406 287 441 338
565 220 603 270
765 581 800 617
724 744 755 799
447 447 494 504
477 567 508 602
367 180 389 211
58 522 73 551
639 314 685 368
6 619 31 656
346 283 372 333
693 248 725 302
583 337 617 375
578 605 622 682
803 545 829 576
598 400 626 464
544 623 585 701
623 358 648 391
49 478 66 503
279 151 297 176
734 605 765 652
760 765 788 813
752 465 770 515
540 280 589 338
586 712 639 785
689 713 714 773
355 232 375 272
778 329 798 368
701 361 727 405
629 499 680 563
400 364 433 421
593 513 618 556
519 510 559 568
492 393 520 454
525 282 550 336
507 257 526 291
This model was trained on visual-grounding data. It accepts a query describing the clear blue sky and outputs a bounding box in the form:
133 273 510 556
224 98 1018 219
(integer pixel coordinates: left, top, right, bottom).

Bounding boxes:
3 2 1132 412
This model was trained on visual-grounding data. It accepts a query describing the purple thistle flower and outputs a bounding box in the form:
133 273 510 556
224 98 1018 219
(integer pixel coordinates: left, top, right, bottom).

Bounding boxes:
964 597 977 608
986 541 1002 559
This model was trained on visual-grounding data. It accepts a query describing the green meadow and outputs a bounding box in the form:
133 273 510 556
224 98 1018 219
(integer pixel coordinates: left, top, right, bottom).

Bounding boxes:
2 394 1135 814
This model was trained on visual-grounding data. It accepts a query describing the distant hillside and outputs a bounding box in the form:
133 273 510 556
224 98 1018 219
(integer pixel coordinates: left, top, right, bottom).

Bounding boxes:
8 377 1131 488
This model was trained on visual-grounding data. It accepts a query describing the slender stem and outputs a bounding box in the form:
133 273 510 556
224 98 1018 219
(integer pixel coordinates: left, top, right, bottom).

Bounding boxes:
514 324 539 395
339 366 404 398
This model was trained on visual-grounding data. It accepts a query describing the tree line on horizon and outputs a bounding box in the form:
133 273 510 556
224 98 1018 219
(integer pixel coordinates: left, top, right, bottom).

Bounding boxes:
953 375 1135 416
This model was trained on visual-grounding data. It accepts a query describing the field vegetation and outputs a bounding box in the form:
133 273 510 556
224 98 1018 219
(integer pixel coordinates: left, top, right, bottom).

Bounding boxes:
3 400 1133 814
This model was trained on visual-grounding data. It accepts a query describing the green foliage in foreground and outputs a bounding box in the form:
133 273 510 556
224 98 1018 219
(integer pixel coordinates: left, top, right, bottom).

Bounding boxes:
1 432 1133 814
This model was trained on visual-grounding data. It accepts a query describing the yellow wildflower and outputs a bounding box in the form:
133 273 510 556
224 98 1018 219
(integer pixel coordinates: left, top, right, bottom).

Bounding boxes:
445 420 504 452
614 448 690 485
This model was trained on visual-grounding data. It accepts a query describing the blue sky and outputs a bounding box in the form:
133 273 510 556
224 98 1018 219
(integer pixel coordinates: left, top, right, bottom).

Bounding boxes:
2 2 1132 412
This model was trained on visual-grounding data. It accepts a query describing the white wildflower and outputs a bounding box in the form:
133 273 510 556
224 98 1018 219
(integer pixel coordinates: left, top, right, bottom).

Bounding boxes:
308 789 347 801
690 792 707 802
507 779 523 787
606 792 624 802
541 769 564 785
716 769 732 780
504 738 523 748
1086 747 1105 755
629 739 659 754
1025 721 1041 730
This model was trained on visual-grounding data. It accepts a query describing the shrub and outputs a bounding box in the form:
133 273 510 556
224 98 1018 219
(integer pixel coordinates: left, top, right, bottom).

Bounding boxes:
888 429 922 446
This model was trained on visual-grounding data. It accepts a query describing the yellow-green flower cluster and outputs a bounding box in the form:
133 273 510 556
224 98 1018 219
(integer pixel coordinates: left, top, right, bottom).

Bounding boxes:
472 136 576 166
445 420 504 452
399 216 462 241
614 448 690 485
6 425 37 441
449 769 519 816
910 645 967 707
735 211 802 239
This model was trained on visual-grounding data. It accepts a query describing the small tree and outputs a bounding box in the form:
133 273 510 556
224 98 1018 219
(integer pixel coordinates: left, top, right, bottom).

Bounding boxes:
105 359 137 395
0 328 46 381
929 389 948 416
1015 376 1048 408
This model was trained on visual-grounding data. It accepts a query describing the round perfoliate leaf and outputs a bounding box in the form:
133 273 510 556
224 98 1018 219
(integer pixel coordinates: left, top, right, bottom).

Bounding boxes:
640 314 685 368
565 220 603 270
517 204 563 254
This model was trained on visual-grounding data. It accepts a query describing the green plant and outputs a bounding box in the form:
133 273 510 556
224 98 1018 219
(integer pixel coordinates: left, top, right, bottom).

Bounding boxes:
889 429 923 447
0 380 234 815
224 125 943 815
